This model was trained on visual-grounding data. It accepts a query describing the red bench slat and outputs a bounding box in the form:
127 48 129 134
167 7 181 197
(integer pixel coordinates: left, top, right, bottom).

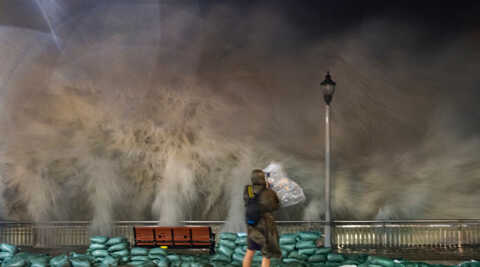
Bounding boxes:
133 225 215 253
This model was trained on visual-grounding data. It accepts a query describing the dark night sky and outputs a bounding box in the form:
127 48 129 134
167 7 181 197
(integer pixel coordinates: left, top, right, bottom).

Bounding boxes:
2 1 480 34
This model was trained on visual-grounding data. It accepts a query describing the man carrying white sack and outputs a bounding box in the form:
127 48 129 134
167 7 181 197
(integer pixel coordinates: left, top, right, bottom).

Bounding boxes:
242 169 282 267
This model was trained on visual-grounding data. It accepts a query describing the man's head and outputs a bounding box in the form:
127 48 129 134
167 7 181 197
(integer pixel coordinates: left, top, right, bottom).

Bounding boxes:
251 169 266 186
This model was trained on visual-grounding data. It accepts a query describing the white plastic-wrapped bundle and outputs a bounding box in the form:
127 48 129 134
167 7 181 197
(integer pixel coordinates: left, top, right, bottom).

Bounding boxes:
263 162 306 207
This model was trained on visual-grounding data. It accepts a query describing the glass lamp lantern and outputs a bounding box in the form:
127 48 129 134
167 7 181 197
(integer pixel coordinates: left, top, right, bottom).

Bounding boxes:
321 72 336 105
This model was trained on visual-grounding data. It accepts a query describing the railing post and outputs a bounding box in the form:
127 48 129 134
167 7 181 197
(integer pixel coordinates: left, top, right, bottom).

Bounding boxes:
382 221 387 248
458 224 463 248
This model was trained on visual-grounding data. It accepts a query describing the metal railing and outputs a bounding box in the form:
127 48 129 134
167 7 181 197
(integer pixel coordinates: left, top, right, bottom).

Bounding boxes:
2 220 480 249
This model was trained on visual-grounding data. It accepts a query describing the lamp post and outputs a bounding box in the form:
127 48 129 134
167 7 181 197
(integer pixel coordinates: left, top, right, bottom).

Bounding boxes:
321 72 336 248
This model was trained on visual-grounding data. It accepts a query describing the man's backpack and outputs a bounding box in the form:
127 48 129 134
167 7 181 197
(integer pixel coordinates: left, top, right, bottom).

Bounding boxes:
245 185 264 226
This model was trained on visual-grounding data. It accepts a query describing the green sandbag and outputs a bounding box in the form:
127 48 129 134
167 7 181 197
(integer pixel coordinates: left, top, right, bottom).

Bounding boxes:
253 254 263 262
147 254 165 261
217 245 233 257
210 254 231 263
316 247 333 255
309 254 327 263
131 256 149 262
127 261 155 267
210 262 233 267
30 261 49 267
2 257 26 267
280 244 296 251
219 232 237 241
108 242 128 252
152 258 169 267
343 260 361 265
13 252 34 261
282 258 305 264
327 253 345 262
232 253 244 263
181 255 195 262
298 248 316 255
131 247 149 256
0 244 17 255
234 247 245 255
50 254 70 267
120 256 130 264
288 251 308 261
90 236 109 244
111 249 129 258
235 238 247 246
270 259 282 266
218 240 236 249
105 237 127 246
149 248 167 256
101 256 118 266
91 250 109 258
70 256 92 267
368 256 394 267
237 233 247 238
0 252 13 260
166 255 181 262
347 254 368 263
70 253 90 259
279 234 297 245
92 257 105 264
30 256 50 266
298 231 322 241
1 255 26 267
296 240 316 249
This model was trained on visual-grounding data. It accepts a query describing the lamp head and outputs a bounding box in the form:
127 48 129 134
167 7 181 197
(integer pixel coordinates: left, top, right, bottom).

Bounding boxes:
321 72 336 105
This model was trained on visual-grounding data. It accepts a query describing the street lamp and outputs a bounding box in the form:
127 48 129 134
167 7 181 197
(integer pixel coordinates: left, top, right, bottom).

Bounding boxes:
321 72 336 248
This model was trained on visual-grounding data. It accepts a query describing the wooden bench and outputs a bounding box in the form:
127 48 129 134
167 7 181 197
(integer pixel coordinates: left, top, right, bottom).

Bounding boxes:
133 226 216 254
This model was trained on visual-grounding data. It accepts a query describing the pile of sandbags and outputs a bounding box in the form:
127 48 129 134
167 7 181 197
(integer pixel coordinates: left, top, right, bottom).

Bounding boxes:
211 232 237 265
166 254 211 267
213 232 303 266
86 236 129 266
0 244 18 265
25 253 51 267
69 252 94 267
0 244 52 267
279 231 323 265
3 233 480 267
126 246 213 267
